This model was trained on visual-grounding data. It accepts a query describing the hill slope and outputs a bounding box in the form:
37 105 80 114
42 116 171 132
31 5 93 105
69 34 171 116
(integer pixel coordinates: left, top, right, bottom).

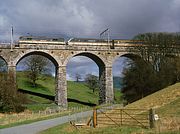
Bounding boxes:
17 72 99 105
17 72 54 96
125 82 180 109
16 72 121 107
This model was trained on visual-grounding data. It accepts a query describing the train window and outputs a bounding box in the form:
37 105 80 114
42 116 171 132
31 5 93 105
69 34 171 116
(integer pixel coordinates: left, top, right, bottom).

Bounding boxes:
52 39 58 41
27 38 32 40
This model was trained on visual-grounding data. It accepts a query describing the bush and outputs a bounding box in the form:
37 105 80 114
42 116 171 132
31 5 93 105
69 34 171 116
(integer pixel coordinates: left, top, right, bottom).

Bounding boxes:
0 72 27 113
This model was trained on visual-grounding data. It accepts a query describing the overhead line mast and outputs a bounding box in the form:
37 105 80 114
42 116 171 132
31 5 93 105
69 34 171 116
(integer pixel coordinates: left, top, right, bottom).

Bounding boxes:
10 26 14 51
100 28 110 46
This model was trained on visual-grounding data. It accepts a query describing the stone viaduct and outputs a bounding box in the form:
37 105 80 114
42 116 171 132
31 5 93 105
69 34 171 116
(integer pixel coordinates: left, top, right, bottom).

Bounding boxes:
0 37 179 107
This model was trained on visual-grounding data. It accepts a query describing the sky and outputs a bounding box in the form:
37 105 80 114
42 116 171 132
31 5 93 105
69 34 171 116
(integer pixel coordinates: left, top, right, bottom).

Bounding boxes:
1 0 180 80
1 0 180 40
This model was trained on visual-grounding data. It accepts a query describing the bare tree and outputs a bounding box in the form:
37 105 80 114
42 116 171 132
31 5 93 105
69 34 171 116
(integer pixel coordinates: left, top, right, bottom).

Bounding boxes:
133 32 179 71
85 74 99 93
75 73 81 82
24 55 50 87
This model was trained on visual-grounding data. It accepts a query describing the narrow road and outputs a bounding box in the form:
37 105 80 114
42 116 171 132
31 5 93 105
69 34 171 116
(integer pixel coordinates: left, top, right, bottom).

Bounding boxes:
0 110 93 134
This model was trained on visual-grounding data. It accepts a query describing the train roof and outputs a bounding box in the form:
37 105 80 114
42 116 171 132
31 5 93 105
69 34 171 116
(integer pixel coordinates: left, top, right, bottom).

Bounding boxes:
19 36 65 42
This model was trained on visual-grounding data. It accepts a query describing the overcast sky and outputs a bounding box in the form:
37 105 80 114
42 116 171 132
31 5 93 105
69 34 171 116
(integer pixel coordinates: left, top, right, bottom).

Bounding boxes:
1 0 180 80
1 0 180 40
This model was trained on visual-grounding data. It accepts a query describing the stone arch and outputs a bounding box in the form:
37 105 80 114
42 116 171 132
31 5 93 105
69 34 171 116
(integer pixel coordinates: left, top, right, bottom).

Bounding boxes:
15 50 60 67
112 52 146 76
74 52 105 70
65 52 113 104
14 50 62 105
112 52 142 65
112 52 145 88
64 51 106 67
112 52 153 94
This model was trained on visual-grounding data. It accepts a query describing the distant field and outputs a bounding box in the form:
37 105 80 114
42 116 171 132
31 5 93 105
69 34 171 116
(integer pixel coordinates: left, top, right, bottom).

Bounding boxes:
113 76 123 89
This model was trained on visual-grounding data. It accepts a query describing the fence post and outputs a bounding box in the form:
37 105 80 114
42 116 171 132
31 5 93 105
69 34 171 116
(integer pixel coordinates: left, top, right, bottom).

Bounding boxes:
93 107 97 128
149 108 155 128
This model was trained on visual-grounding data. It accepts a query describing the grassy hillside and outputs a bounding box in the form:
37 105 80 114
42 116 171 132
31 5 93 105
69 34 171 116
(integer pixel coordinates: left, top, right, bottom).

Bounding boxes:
122 82 180 133
17 72 121 108
125 82 180 110
17 72 54 96
156 97 180 116
67 81 99 104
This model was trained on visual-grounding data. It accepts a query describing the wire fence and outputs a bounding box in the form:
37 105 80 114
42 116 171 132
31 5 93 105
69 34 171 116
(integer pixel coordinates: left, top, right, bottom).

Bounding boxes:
0 106 90 126
1 105 179 134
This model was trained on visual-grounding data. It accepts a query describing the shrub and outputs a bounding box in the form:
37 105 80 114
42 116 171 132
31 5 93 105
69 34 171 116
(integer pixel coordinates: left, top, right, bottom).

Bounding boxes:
0 72 27 113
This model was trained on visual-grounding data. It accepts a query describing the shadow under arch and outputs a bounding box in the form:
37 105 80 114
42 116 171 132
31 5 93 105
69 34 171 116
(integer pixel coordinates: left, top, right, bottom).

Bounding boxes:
114 53 144 64
0 56 8 72
66 52 107 105
112 53 150 90
112 53 149 73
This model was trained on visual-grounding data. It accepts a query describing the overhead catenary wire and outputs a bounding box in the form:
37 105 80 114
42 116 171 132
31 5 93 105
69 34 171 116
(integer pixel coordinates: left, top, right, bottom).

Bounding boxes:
0 26 128 43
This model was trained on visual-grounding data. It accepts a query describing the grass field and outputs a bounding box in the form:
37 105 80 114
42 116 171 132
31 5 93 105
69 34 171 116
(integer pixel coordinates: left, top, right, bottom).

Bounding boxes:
39 124 179 134
39 124 153 134
17 72 54 96
17 72 122 109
